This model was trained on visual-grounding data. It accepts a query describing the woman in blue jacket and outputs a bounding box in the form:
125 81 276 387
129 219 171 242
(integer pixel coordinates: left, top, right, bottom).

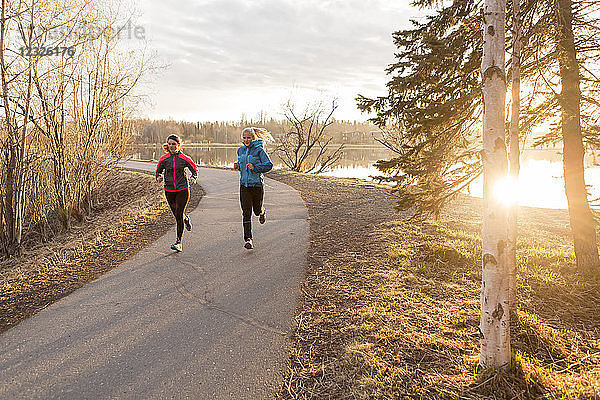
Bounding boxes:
233 127 273 249
155 134 198 252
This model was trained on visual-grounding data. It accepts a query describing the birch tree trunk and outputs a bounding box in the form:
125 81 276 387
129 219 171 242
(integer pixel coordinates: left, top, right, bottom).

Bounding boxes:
508 0 521 308
480 0 511 368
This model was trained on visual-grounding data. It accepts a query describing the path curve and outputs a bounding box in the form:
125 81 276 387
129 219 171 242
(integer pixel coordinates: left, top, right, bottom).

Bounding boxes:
0 164 308 399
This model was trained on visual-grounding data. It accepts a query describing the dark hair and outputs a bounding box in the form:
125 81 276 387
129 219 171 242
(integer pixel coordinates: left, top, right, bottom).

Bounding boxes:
167 134 181 144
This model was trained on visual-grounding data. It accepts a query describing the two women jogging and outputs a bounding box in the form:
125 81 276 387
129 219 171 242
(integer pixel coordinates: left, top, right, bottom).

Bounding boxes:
156 127 273 252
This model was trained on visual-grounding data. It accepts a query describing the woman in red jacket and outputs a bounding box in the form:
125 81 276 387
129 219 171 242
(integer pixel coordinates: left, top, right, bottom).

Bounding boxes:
155 134 198 252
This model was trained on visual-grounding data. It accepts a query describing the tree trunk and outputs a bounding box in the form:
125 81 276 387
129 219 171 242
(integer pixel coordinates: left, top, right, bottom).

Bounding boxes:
508 0 521 308
3 146 20 256
480 0 511 368
0 0 14 256
556 0 599 273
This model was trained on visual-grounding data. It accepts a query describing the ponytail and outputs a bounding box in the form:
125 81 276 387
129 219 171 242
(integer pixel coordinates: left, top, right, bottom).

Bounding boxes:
242 127 274 143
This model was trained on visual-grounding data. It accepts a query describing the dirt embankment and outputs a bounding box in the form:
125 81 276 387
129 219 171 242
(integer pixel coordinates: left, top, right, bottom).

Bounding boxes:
0 169 203 333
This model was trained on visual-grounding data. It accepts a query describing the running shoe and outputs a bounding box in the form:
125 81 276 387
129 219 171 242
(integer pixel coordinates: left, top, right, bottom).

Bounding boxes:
259 208 266 224
244 239 253 249
184 214 192 231
171 242 183 252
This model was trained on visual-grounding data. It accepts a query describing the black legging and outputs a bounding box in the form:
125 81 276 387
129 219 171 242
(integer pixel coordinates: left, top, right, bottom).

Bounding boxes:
165 188 189 242
240 185 264 241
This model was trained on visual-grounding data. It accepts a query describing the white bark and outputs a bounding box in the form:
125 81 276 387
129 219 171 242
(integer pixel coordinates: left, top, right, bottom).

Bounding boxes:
508 0 521 309
480 0 511 368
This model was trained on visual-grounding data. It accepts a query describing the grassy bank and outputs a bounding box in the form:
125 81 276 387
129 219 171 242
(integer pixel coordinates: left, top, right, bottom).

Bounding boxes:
0 169 203 333
267 170 599 399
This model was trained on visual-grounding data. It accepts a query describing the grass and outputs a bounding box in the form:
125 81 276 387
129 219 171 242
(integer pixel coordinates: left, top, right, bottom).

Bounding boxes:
268 171 600 400
368 217 599 398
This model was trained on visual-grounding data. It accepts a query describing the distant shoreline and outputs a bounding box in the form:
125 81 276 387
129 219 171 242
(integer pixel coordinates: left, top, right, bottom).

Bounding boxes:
133 143 387 150
132 142 578 153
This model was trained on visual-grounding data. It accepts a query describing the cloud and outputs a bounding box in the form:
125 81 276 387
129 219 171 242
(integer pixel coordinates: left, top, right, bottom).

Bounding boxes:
135 0 418 120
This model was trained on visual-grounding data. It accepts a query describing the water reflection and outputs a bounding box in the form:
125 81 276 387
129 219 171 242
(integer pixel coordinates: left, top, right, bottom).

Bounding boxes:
469 155 600 210
132 145 600 210
132 144 392 172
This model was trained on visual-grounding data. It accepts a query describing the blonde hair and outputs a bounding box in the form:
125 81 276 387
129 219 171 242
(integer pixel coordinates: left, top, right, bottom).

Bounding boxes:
242 127 274 143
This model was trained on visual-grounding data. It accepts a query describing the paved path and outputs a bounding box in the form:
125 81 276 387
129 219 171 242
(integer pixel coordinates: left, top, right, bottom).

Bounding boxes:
0 164 308 399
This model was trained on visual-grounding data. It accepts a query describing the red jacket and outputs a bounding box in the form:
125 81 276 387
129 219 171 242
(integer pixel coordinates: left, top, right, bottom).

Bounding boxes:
155 151 198 192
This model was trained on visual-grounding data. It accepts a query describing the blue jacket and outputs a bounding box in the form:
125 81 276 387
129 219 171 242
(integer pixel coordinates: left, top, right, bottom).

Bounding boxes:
237 140 273 187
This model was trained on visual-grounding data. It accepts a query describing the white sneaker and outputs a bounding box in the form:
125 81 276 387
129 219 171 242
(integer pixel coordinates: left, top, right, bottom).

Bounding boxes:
171 242 182 252
244 239 253 249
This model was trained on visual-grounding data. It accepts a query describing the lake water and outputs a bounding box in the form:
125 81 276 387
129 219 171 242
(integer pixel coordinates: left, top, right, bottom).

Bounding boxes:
132 145 600 210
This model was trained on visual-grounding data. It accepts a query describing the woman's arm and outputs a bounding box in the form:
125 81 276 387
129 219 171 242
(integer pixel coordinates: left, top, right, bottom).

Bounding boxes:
179 154 198 181
252 149 273 173
155 157 166 181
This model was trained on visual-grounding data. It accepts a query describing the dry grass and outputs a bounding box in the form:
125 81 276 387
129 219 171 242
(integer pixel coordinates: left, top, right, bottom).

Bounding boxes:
268 170 600 400
0 169 204 332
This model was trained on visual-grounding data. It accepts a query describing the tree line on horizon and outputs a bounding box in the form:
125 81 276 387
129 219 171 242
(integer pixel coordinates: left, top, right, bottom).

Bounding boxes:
131 100 377 173
131 116 381 146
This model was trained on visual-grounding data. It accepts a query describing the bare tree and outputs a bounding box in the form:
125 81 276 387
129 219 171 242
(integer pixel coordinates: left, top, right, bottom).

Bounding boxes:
69 8 145 215
0 0 147 257
480 0 510 368
276 99 344 173
0 0 38 256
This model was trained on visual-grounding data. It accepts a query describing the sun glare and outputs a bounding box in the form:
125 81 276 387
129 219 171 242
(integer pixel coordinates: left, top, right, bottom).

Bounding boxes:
468 158 577 209
493 176 520 206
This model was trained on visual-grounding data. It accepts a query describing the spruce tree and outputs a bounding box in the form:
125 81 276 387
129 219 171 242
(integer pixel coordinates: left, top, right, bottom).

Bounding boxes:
358 0 483 216
358 0 600 272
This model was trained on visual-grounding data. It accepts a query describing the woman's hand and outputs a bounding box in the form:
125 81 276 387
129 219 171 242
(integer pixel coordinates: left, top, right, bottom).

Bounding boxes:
156 175 163 183
189 177 197 185
233 162 239 170
246 163 254 170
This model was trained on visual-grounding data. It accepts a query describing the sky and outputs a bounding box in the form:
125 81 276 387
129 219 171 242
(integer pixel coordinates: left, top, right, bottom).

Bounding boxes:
124 0 421 122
